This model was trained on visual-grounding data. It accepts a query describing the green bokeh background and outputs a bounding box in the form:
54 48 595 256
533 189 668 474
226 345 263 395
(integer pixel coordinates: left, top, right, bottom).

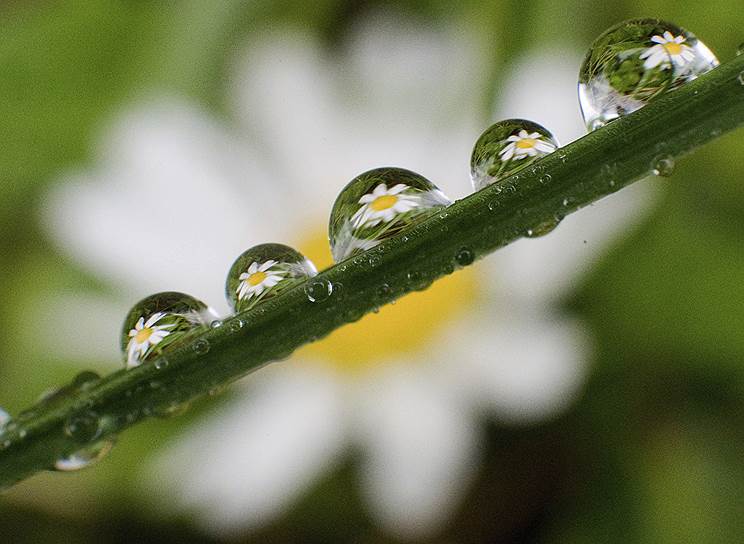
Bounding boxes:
1 1 744 542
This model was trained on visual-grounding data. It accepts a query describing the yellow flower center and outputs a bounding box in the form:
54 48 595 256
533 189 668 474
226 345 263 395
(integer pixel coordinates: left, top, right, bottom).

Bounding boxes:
516 138 537 150
664 42 683 56
248 271 267 286
370 194 399 212
135 327 153 344
296 229 479 374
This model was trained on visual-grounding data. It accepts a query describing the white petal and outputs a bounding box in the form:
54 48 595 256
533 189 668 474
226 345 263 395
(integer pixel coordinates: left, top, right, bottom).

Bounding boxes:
499 144 515 161
663 31 675 42
644 50 668 70
436 312 589 423
144 312 164 328
146 364 346 535
258 260 276 272
651 35 666 44
388 184 408 195
352 366 478 540
487 180 659 304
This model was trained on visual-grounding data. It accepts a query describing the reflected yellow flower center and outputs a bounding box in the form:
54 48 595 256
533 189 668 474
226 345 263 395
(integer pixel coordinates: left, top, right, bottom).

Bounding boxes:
516 138 537 149
248 271 267 286
135 328 153 344
296 230 479 374
370 194 398 211
664 42 683 56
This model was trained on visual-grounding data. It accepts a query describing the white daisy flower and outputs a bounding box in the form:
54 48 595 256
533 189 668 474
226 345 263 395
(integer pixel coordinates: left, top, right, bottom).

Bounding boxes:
640 31 695 70
39 17 658 541
499 130 556 162
350 183 420 229
126 312 176 368
237 260 287 301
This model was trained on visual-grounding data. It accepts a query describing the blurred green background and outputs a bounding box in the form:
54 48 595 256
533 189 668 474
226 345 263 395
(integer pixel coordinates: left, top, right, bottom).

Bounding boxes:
2 1 744 542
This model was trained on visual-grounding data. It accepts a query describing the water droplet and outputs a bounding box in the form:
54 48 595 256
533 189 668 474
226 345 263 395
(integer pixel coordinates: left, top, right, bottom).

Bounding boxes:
376 283 392 300
406 271 431 291
305 278 333 303
525 218 562 238
225 243 317 313
329 167 451 262
652 155 675 177
154 358 169 370
228 319 244 333
64 411 101 443
579 19 719 131
471 119 559 190
55 438 115 472
121 292 215 370
193 338 210 355
559 152 569 164
455 247 475 266
487 200 500 211
539 174 552 184
210 320 222 328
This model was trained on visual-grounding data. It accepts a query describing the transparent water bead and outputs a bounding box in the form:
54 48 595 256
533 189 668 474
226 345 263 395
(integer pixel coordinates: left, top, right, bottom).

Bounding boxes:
579 18 719 131
329 167 451 262
226 243 317 313
120 292 216 369
54 438 115 472
470 119 559 190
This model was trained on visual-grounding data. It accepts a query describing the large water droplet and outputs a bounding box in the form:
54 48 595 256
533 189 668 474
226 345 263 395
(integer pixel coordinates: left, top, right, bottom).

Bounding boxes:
64 411 102 443
579 19 719 131
54 438 115 472
305 278 333 303
470 119 559 190
226 243 317 313
329 167 451 262
652 155 675 177
121 292 216 369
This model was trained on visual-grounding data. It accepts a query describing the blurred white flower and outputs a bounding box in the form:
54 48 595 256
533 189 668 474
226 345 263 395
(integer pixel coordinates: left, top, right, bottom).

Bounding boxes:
41 14 657 541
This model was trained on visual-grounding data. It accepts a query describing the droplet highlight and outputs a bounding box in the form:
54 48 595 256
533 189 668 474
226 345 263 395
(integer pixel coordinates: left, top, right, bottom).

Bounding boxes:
525 218 562 238
226 243 317 313
471 119 559 190
652 156 675 177
579 18 719 131
329 167 451 262
54 438 115 472
121 292 216 369
305 278 333 303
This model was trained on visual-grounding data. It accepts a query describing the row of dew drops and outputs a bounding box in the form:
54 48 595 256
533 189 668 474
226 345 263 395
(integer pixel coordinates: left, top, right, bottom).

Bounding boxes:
0 18 737 474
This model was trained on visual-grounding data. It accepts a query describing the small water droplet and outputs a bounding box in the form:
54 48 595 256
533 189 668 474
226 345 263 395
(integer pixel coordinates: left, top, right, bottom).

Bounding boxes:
652 156 675 177
455 248 475 266
406 271 431 291
487 200 500 211
121 292 214 369
228 319 244 333
193 338 210 355
226 243 317 313
579 19 719 131
64 411 102 443
72 371 101 391
210 320 222 328
539 174 552 184
526 218 562 238
471 119 559 191
154 358 169 370
305 278 333 303
376 284 392 300
329 167 451 262
55 438 115 472
559 152 569 164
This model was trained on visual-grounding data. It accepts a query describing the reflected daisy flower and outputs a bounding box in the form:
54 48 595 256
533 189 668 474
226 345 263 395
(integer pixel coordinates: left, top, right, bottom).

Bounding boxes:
126 312 175 368
40 16 657 541
237 260 287 301
499 129 557 162
351 183 420 229
640 31 695 70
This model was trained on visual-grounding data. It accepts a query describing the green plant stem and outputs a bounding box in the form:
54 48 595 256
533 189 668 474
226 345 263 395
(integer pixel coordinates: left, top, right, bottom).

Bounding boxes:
2 53 744 489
